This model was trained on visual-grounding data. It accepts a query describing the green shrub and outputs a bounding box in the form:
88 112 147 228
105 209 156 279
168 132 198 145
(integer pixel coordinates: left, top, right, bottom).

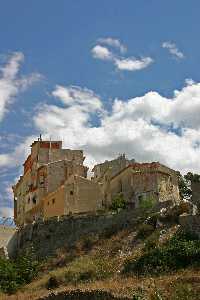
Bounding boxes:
170 283 198 300
144 230 160 251
0 258 19 294
123 230 200 275
46 276 59 290
139 196 156 211
64 256 115 284
0 253 39 294
110 193 126 211
136 224 155 240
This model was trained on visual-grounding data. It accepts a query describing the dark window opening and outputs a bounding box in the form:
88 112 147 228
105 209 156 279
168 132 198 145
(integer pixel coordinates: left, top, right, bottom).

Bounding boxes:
52 198 55 204
138 195 143 202
28 198 30 204
32 196 37 204
47 201 49 206
70 191 73 195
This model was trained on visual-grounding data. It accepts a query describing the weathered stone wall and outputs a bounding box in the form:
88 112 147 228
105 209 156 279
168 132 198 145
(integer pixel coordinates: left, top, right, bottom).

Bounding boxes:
9 210 138 259
179 214 200 238
0 226 16 258
191 182 200 209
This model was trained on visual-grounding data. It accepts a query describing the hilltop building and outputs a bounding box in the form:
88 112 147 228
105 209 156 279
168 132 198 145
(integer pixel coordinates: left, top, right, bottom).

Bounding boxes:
12 139 102 226
93 161 180 208
13 139 180 226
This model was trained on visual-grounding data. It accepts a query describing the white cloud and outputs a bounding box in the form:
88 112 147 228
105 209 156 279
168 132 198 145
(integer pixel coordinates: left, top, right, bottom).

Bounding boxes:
97 37 127 53
185 78 195 86
92 39 153 72
162 41 184 59
0 52 41 122
3 80 200 187
91 45 113 61
29 81 200 174
52 85 103 111
114 57 153 71
0 135 36 169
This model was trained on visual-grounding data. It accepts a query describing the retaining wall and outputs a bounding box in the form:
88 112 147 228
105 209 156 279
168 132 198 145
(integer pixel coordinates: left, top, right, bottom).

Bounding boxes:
8 210 138 259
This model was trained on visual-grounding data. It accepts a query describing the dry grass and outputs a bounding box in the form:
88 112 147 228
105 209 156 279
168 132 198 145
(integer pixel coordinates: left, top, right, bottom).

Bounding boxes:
1 222 200 299
2 268 200 300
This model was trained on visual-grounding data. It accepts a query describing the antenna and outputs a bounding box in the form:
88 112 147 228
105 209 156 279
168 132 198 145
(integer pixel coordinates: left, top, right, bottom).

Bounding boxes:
49 136 52 162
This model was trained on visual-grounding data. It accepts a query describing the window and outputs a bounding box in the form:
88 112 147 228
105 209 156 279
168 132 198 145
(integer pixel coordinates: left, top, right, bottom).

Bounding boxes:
138 195 143 202
52 198 55 204
47 201 49 206
28 198 30 204
70 191 73 195
32 196 37 204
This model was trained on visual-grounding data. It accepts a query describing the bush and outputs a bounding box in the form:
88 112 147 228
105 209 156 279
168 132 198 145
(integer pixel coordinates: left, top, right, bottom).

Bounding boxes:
139 196 156 211
170 283 198 300
0 253 39 294
123 230 200 275
110 193 126 211
64 256 115 284
144 230 160 251
0 258 19 294
46 276 59 290
136 224 155 240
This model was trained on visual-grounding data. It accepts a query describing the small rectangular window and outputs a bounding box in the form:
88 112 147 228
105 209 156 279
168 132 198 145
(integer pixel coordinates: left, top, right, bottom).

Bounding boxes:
52 198 55 204
70 191 73 195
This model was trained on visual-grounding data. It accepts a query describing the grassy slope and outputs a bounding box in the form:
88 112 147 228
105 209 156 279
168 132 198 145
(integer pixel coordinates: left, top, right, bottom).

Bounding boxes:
1 215 200 300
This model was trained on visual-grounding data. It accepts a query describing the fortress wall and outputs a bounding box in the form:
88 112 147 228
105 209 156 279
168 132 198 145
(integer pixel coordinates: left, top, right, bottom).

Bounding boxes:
9 210 138 259
0 226 16 258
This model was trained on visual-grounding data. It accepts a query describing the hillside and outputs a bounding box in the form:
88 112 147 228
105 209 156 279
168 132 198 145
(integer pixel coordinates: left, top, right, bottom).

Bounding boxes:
1 207 200 300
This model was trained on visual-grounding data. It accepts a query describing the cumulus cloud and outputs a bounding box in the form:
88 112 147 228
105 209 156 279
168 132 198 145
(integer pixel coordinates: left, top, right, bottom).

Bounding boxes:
114 57 153 71
162 41 185 59
0 52 41 122
27 81 200 174
0 135 36 169
91 45 113 61
97 37 127 53
3 80 200 185
92 38 153 72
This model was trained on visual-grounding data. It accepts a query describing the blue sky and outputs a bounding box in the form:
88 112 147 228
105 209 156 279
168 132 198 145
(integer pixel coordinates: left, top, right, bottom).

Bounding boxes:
1 0 200 217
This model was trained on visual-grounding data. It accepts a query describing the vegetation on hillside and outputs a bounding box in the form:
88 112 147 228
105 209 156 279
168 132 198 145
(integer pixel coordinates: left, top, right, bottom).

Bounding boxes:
177 171 200 200
0 252 39 294
1 206 200 299
124 229 200 275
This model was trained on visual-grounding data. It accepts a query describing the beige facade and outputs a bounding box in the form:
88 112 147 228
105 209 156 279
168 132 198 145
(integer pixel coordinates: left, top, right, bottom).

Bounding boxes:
23 175 103 223
92 154 135 182
13 140 180 226
13 140 102 225
94 162 180 208
13 140 89 226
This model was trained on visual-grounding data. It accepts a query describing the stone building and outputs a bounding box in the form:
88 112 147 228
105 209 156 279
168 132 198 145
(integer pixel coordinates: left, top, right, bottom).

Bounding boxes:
93 161 180 208
191 181 200 210
13 139 180 226
13 139 103 226
92 154 135 182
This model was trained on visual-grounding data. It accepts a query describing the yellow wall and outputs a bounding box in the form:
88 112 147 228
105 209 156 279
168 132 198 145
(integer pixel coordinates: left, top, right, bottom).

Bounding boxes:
43 186 65 219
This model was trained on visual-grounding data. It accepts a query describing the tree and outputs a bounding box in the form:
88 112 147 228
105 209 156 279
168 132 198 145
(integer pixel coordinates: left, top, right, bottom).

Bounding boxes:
176 171 192 200
177 171 200 200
